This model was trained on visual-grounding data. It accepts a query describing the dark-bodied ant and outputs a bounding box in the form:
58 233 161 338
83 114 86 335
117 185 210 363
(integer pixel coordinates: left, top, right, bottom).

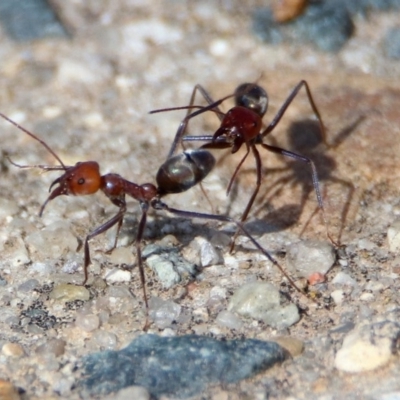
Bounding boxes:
0 111 309 328
151 81 337 252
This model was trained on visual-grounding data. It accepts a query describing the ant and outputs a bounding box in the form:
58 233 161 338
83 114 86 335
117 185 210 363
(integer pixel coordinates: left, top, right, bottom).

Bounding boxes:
0 111 307 328
151 81 336 252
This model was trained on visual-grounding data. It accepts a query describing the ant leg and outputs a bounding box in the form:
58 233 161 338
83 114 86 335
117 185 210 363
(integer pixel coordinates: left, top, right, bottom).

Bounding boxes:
261 143 338 245
105 215 124 255
166 84 228 159
81 205 127 285
229 145 262 253
152 199 307 297
261 80 327 146
135 203 150 330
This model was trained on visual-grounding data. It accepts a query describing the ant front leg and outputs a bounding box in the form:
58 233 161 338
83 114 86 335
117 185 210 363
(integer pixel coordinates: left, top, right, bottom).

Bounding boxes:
166 84 228 159
228 144 262 253
262 80 328 146
261 143 338 246
82 204 127 285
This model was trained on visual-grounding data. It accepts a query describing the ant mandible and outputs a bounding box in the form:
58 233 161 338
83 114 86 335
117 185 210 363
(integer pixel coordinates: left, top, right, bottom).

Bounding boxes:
151 81 336 252
0 111 306 326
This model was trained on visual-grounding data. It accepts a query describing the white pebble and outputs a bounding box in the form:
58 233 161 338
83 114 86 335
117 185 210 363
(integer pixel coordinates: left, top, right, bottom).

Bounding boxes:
104 268 131 284
331 289 345 305
388 221 400 252
360 292 374 302
286 240 335 278
332 271 357 286
215 310 243 330
92 330 118 350
335 321 399 372
75 313 100 332
2 342 25 357
199 238 224 267
149 297 181 329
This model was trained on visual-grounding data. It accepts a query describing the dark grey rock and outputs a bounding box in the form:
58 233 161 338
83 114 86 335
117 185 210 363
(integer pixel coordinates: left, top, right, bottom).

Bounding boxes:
384 27 400 59
252 2 354 52
79 334 288 398
0 0 67 41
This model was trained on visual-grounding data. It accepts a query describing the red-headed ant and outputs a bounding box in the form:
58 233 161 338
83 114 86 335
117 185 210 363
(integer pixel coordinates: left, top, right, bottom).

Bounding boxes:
151 81 336 252
0 111 308 328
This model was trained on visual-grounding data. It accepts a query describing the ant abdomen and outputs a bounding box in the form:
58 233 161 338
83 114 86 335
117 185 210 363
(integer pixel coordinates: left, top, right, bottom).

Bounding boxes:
234 83 269 117
156 149 216 195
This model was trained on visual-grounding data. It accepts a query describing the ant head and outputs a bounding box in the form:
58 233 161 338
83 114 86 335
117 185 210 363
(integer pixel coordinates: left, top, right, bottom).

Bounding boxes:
234 83 268 117
40 161 101 216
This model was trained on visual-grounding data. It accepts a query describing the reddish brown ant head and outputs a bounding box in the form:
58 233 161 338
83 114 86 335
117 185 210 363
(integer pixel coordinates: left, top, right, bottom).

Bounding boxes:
234 83 269 117
40 161 101 216
213 107 262 153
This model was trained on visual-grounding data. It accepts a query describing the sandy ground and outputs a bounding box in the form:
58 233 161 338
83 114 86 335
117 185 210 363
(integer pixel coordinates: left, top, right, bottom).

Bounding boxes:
1 1 400 399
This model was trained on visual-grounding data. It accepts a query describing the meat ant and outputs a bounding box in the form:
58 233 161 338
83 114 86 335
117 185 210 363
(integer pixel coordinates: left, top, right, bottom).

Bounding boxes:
151 81 336 252
0 111 308 328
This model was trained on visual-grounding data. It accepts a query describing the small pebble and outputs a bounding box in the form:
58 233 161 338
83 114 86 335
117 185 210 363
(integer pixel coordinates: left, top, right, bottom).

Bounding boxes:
215 310 243 330
331 289 345 305
272 336 304 357
332 271 357 286
228 282 300 329
104 268 131 284
149 297 181 329
146 254 180 289
199 238 224 267
360 292 374 302
107 246 135 265
75 313 100 332
387 221 400 252
286 240 335 279
91 330 118 350
49 283 90 302
2 342 25 357
193 307 209 323
335 320 400 372
35 338 66 357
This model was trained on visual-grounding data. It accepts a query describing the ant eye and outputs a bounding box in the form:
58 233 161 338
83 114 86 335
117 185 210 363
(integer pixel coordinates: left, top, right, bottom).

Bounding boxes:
78 178 85 185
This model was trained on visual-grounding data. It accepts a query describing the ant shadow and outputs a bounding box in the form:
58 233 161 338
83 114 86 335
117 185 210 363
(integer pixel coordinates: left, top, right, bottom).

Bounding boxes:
229 116 363 242
114 211 260 255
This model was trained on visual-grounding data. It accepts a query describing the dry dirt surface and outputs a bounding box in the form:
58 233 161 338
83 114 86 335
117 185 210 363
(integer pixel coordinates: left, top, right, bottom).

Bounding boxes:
1 1 400 399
